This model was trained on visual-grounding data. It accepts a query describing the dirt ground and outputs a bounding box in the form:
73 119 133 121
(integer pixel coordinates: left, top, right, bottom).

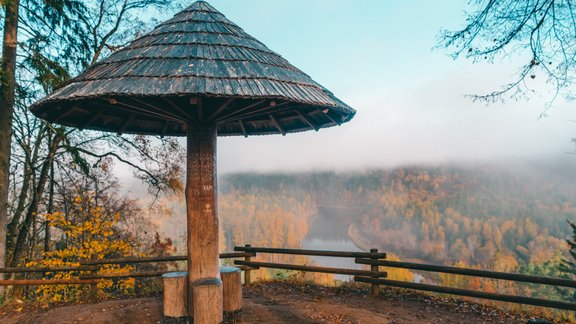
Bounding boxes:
0 282 545 324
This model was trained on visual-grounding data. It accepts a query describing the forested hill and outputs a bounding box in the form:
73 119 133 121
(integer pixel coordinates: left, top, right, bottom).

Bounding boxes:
219 160 576 269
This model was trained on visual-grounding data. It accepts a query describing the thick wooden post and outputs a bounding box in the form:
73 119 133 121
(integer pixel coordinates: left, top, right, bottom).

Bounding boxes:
193 278 223 324
221 266 242 323
161 272 188 324
243 244 252 285
370 248 380 296
186 124 221 319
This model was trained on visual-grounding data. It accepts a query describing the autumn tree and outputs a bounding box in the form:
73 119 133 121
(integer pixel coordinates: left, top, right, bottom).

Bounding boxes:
2 0 186 271
440 0 576 107
27 188 139 302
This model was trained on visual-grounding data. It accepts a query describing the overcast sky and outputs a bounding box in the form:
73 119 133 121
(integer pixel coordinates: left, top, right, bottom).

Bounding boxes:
156 0 576 174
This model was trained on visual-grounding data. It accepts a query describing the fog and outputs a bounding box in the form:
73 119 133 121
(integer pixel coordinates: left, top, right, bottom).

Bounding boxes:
217 66 576 174
202 0 576 174
120 0 576 175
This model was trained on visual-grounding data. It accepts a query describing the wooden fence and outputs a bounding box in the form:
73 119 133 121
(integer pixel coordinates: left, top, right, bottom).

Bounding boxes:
0 245 575 311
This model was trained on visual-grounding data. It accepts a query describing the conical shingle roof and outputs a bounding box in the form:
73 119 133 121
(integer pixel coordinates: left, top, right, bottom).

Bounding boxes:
31 1 355 136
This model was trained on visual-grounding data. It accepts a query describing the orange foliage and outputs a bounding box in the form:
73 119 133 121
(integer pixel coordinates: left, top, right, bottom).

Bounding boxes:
27 195 136 303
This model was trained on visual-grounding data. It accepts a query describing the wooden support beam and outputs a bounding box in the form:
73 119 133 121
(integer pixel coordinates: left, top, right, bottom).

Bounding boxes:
269 114 286 136
160 120 170 138
221 101 290 123
127 97 189 123
130 97 171 117
206 98 234 121
52 105 78 123
192 97 204 121
117 114 135 135
164 97 196 122
215 100 266 122
78 109 104 130
239 120 248 138
296 111 319 131
108 100 183 123
322 109 341 126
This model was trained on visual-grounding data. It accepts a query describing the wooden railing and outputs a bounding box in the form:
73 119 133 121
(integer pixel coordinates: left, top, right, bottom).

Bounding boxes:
232 245 387 286
353 258 576 311
232 246 576 311
0 245 575 311
0 252 253 286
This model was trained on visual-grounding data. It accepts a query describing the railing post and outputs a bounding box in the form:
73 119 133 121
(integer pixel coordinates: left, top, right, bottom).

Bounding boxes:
370 248 379 296
89 254 98 300
244 244 252 285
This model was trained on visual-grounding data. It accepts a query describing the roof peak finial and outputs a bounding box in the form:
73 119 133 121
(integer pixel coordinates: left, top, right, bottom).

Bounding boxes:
185 0 218 13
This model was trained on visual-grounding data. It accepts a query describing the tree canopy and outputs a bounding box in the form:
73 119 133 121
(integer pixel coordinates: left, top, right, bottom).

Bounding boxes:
1 0 186 271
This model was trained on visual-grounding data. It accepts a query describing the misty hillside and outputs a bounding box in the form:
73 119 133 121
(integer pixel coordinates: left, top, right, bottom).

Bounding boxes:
218 160 576 270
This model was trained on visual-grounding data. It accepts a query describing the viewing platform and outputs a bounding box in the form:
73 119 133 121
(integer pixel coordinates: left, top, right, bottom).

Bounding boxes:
0 282 537 324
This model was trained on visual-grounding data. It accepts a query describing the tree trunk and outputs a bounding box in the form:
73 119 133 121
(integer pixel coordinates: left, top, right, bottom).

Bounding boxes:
7 152 32 250
8 124 46 250
44 159 54 253
0 0 21 296
10 132 62 267
186 123 221 318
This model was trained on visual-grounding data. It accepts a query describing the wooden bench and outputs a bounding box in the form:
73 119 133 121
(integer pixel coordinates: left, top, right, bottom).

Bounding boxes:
161 266 243 323
161 271 188 324
220 266 242 323
192 277 223 324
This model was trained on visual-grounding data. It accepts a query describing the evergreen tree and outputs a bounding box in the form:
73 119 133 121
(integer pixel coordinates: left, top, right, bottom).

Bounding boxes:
560 220 576 301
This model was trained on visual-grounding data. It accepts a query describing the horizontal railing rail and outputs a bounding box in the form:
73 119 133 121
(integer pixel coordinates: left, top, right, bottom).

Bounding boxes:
0 279 99 286
0 265 96 273
0 252 252 286
355 276 576 311
356 258 576 288
78 252 252 266
234 260 386 277
80 270 171 280
234 246 386 259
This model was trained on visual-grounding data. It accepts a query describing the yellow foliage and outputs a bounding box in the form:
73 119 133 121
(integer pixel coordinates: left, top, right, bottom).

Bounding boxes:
28 196 137 303
385 254 414 282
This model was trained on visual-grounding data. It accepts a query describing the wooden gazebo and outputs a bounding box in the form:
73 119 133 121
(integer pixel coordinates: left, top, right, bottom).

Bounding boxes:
31 0 355 321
